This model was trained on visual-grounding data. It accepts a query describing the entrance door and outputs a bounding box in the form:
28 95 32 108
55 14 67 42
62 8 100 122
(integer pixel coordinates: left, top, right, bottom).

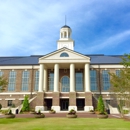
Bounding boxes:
60 99 69 110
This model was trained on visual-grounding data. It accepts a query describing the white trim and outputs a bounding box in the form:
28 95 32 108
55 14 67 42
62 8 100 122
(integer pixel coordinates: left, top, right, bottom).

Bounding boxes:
60 97 69 98
19 98 24 100
103 98 113 100
5 98 15 100
0 66 39 69
76 97 85 99
44 97 52 99
92 92 114 94
0 92 37 95
90 65 124 69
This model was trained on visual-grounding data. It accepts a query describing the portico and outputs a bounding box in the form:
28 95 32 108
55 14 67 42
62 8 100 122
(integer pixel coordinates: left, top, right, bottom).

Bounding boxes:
35 47 93 112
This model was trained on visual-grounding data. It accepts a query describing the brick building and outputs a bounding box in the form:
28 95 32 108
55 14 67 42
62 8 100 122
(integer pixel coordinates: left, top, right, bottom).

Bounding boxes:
0 25 123 113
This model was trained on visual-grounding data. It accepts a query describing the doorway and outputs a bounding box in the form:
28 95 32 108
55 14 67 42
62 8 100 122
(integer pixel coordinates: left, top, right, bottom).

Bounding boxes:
44 99 52 110
60 99 69 111
76 99 85 111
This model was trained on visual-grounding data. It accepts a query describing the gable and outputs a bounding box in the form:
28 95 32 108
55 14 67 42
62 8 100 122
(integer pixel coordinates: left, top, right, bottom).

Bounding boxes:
39 48 90 63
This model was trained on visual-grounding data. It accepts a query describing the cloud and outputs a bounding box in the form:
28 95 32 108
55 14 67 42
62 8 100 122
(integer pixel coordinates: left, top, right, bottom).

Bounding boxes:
0 0 130 56
82 30 130 53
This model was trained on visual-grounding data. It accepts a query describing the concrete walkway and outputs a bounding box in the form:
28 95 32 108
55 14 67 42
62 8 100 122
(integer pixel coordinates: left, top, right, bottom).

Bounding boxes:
0 112 121 118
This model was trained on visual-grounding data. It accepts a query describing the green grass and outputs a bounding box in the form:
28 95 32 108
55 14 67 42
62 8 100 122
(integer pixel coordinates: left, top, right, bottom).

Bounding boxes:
0 118 130 130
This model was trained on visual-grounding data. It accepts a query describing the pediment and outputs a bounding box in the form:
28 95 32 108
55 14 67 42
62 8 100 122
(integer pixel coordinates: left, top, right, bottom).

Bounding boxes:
39 48 90 63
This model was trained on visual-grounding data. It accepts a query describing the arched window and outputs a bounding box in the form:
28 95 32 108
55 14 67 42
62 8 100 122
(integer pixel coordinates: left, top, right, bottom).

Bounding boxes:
60 52 69 57
64 32 67 38
61 76 70 92
61 32 63 38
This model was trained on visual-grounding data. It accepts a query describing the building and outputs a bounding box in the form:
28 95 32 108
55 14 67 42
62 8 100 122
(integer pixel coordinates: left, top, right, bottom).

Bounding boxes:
0 25 123 113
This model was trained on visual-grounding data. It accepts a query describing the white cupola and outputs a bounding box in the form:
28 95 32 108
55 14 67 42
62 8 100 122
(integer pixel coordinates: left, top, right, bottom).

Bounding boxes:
57 25 75 50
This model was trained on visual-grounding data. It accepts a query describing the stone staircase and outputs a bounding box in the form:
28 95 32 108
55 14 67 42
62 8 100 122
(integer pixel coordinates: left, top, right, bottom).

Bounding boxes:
11 96 37 114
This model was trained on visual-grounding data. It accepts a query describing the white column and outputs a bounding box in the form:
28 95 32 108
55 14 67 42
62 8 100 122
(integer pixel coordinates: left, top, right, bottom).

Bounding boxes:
84 63 90 92
43 68 47 92
38 64 44 92
70 63 75 92
54 64 59 92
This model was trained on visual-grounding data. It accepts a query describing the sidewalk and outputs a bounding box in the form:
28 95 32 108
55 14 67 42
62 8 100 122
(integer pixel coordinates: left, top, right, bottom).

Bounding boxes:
1 112 120 118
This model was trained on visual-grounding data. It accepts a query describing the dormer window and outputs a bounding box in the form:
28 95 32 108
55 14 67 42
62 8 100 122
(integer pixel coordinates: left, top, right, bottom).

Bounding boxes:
60 52 69 57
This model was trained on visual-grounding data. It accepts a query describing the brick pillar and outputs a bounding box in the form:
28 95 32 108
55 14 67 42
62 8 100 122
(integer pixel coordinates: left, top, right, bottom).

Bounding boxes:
52 92 60 112
35 92 45 111
69 92 77 111
84 92 93 111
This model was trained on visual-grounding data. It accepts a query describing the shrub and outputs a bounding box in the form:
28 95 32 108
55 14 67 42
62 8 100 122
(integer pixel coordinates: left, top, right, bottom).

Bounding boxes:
97 95 106 114
22 95 30 112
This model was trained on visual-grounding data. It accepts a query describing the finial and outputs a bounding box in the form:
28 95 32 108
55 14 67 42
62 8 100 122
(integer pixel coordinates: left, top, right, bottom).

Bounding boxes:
65 15 66 25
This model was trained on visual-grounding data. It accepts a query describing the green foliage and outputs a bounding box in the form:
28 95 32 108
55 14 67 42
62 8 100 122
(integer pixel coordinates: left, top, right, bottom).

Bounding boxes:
97 95 105 114
110 54 130 117
22 95 30 112
1 110 8 114
8 109 13 115
0 76 8 91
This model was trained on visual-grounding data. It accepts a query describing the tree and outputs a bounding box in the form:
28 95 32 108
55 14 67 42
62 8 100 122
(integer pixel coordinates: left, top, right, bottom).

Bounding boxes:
110 54 130 117
97 95 105 114
22 95 30 112
0 76 8 92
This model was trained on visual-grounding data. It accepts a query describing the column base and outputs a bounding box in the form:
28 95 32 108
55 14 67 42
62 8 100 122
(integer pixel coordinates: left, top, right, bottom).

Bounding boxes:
69 106 77 111
51 106 60 112
35 106 45 112
84 106 94 112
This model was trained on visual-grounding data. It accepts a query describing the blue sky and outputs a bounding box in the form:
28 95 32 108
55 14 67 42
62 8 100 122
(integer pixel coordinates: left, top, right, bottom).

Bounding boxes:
0 0 130 56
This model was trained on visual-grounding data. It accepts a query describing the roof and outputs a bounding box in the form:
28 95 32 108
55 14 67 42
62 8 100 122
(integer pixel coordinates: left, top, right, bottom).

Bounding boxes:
0 53 122 66
61 25 71 29
0 56 42 66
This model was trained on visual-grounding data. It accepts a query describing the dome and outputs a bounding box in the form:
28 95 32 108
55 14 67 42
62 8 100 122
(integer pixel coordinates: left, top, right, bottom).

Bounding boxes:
61 25 71 29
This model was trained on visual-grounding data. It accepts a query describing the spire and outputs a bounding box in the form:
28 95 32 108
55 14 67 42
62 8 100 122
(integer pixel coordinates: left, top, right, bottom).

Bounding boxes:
65 15 66 25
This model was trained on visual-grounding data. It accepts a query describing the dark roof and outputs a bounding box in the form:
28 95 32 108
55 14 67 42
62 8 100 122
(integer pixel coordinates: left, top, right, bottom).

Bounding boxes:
61 25 71 29
88 55 122 64
0 54 122 66
0 56 43 66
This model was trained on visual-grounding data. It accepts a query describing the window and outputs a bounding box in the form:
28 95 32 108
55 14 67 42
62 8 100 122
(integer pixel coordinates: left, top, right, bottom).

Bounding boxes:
102 70 110 91
61 76 70 92
116 70 120 77
49 72 54 91
90 70 97 91
75 72 83 91
34 71 39 91
0 71 3 76
8 71 16 91
0 71 3 91
21 71 29 91
60 52 69 57
8 100 12 107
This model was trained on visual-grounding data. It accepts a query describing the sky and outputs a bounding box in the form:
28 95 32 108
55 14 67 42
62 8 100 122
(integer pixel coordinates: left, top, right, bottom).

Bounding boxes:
0 0 130 56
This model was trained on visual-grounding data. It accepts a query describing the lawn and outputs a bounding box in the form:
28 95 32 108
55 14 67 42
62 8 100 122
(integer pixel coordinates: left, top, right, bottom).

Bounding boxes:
0 118 130 130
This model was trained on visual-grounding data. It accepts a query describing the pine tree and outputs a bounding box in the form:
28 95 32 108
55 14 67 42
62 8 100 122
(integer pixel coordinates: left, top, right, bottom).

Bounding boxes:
22 95 30 112
97 95 105 114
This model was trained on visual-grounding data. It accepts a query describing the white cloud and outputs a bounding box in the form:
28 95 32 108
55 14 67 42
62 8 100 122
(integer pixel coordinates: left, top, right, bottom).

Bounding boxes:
85 30 130 53
0 0 130 55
